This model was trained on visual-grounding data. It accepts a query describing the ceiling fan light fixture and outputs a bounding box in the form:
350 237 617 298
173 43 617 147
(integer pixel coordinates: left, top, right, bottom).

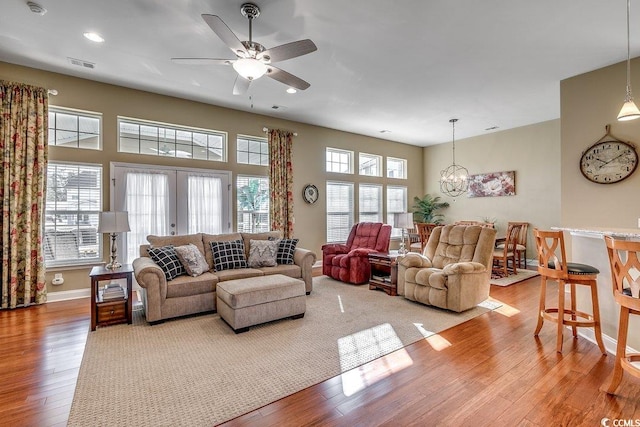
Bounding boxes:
286 87 297 94
233 58 267 80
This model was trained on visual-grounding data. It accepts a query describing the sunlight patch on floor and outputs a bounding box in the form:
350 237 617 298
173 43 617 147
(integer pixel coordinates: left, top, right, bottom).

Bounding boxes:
337 295 344 313
492 300 520 317
338 323 413 396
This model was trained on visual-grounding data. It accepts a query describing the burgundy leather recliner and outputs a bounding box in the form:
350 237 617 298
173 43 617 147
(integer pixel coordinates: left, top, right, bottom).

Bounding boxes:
321 222 392 284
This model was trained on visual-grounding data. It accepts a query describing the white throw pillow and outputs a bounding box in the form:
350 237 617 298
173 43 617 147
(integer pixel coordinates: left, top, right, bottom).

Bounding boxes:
174 243 209 277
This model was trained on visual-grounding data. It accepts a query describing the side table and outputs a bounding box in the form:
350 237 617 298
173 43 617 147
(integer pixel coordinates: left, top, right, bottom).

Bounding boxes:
368 252 400 296
90 264 134 331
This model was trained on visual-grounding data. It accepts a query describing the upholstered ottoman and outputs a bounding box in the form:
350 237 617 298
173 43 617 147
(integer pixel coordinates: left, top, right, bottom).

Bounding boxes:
216 274 306 333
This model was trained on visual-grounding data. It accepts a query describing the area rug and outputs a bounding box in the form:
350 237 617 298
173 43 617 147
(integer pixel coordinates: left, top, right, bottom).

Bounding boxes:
68 276 497 426
490 269 540 286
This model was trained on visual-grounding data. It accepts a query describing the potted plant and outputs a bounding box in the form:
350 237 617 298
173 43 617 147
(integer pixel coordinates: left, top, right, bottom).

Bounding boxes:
412 194 450 224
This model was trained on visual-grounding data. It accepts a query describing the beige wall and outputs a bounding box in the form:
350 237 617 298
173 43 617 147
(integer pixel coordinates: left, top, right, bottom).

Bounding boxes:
422 120 562 260
560 57 640 228
0 62 423 293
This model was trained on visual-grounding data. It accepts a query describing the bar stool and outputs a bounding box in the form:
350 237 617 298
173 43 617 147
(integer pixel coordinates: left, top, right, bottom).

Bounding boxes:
533 229 606 354
602 236 640 394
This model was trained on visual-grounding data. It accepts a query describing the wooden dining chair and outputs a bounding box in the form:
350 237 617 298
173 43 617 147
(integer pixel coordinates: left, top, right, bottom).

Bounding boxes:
496 221 529 268
602 236 640 394
492 222 522 277
409 223 437 253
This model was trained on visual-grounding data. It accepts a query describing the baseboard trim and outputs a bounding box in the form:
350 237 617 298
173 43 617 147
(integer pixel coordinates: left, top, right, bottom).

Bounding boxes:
47 288 90 302
576 327 638 356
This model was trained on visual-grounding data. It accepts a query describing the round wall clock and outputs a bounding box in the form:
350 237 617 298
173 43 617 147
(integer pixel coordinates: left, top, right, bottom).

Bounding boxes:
302 184 319 204
580 139 638 184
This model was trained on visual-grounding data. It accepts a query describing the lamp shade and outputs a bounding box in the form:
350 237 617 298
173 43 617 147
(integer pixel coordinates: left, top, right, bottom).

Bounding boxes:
97 211 130 233
618 99 640 121
393 212 414 229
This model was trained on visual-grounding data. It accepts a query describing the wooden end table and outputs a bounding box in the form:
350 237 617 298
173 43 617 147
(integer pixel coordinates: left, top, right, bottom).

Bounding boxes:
90 264 134 331
368 252 400 296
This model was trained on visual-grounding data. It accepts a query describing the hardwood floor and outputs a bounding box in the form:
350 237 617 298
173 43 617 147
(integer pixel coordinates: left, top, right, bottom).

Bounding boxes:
2 276 639 426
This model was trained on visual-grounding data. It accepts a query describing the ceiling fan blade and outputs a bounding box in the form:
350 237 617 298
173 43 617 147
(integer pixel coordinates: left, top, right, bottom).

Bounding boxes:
171 58 234 65
261 39 317 63
233 76 251 95
266 66 311 90
201 14 247 56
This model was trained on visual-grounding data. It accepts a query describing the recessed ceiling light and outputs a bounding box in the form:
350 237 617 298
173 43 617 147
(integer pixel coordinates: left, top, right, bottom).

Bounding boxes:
286 88 297 94
83 32 104 43
27 2 47 15
485 126 499 131
380 130 391 133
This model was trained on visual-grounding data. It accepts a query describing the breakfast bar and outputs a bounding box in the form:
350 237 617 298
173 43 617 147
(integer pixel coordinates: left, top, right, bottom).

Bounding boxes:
552 227 640 353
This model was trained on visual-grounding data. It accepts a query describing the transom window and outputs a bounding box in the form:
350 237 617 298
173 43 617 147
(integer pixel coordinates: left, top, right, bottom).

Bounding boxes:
359 153 382 177
45 162 102 266
237 135 268 166
326 181 354 242
118 117 227 162
48 106 101 150
326 148 353 174
386 185 407 237
237 175 270 233
387 157 407 179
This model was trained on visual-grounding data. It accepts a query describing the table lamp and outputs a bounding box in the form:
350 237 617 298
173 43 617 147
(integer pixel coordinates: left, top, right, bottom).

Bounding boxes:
98 211 130 269
393 212 414 255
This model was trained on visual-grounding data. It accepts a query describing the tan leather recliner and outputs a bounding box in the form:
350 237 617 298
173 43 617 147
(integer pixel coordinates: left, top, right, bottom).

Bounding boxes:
398 224 497 312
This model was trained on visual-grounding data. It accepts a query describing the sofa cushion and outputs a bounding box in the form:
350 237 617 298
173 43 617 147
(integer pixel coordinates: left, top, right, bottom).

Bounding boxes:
165 272 218 298
215 268 264 281
148 246 186 280
242 231 283 259
174 243 210 277
259 264 301 279
247 239 278 268
203 232 242 270
269 237 299 265
210 240 247 271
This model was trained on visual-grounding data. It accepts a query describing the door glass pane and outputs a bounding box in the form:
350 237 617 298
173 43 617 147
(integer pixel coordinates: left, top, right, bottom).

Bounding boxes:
187 175 223 234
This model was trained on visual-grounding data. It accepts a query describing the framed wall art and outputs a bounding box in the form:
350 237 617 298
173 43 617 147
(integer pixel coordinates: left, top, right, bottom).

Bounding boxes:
467 170 515 198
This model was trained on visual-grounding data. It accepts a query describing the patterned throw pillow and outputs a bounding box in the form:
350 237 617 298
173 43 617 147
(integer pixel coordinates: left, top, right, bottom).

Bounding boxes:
247 239 278 268
269 237 298 265
174 243 209 277
148 245 186 280
210 240 247 271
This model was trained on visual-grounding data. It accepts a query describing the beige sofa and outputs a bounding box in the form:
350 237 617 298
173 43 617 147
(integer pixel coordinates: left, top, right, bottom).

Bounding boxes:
132 231 316 323
398 225 496 312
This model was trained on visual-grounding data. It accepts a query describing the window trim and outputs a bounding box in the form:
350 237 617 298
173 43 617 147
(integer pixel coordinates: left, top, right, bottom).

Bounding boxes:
326 147 354 174
117 116 228 162
236 134 269 166
48 105 103 150
386 156 408 179
358 152 383 177
44 160 103 268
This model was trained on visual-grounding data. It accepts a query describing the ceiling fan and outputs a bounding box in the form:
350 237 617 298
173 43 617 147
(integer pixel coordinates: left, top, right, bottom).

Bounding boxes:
172 3 317 95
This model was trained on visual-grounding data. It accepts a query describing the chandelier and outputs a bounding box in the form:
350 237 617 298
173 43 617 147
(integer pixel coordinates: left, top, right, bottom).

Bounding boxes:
439 118 469 198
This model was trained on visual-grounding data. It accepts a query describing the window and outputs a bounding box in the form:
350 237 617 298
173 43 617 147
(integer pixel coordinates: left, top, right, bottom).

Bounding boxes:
359 184 382 223
326 181 354 242
237 135 268 166
48 107 101 149
387 185 407 237
237 176 269 233
118 117 227 162
113 164 231 264
326 148 353 174
45 162 102 266
387 157 407 179
359 153 382 177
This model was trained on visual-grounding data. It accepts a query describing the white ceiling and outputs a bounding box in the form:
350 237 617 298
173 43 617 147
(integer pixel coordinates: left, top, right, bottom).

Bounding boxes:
1 0 637 146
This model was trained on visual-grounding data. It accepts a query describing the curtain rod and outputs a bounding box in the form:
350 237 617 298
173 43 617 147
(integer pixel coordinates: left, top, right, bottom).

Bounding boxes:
263 127 298 137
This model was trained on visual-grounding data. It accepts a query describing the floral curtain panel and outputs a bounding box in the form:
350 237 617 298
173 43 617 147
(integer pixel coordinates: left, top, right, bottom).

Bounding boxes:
268 129 294 238
0 81 48 308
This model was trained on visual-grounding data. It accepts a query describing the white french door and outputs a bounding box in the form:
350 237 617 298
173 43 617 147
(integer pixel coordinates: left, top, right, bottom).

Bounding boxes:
112 163 231 265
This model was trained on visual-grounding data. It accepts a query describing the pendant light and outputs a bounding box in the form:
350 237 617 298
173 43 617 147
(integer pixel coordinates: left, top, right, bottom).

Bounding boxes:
439 118 469 198
618 0 640 121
